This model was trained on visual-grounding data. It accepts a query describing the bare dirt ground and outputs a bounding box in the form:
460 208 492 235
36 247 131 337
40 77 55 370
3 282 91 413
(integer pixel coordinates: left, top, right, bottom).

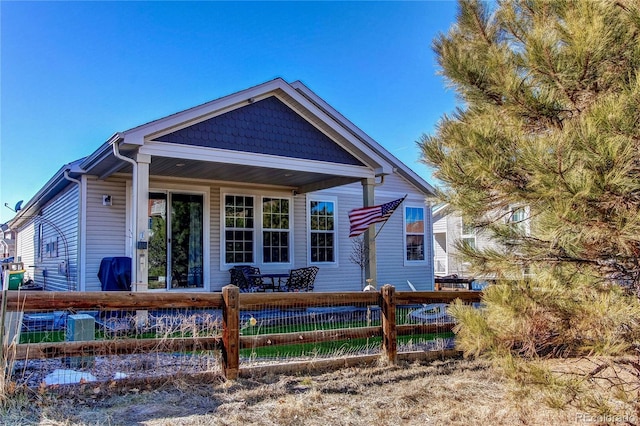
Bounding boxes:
0 357 629 426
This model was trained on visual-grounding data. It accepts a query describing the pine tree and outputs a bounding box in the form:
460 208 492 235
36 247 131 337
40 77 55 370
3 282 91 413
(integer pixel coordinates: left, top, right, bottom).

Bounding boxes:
419 0 640 415
420 0 640 290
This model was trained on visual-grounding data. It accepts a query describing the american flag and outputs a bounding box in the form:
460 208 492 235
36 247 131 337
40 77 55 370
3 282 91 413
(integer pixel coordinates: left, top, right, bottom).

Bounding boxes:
348 196 406 238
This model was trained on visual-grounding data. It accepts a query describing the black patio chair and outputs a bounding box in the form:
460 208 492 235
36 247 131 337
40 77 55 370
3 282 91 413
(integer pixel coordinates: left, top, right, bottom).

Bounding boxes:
283 266 319 292
229 265 263 292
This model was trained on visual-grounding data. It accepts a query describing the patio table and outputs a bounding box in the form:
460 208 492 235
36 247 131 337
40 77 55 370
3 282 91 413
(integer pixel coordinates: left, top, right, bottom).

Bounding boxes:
249 273 289 292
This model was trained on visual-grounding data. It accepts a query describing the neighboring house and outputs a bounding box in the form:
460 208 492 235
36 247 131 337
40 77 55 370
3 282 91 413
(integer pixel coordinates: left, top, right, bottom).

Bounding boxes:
432 204 529 279
8 78 436 292
1 225 16 261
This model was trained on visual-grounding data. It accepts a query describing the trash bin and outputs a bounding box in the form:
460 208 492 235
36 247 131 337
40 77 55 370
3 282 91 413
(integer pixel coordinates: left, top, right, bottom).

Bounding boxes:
6 270 25 290
97 257 132 291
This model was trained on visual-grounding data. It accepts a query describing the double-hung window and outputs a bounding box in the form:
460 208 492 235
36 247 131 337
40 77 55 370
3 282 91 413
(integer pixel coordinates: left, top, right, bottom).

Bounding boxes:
308 197 336 264
224 195 255 264
223 193 292 266
262 197 290 263
404 206 427 263
461 218 477 249
508 206 529 234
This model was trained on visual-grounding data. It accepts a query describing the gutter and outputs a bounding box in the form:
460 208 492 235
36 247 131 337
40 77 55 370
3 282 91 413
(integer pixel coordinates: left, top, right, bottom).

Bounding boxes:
63 168 82 291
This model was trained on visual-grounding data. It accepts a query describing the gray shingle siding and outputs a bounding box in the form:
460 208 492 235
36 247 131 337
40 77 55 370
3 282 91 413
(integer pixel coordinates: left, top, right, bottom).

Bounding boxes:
156 96 364 166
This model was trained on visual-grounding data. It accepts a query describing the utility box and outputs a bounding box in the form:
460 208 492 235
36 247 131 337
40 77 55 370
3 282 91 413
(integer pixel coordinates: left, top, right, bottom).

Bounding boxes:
64 314 96 368
1 262 24 272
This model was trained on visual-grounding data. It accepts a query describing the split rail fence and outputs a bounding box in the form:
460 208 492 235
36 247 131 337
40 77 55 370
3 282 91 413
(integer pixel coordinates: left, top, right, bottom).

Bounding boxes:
1 285 482 381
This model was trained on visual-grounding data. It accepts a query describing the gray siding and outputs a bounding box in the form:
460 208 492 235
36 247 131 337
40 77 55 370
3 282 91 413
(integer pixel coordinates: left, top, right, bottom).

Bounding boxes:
374 174 434 291
208 186 225 290
306 187 363 292
41 184 79 291
15 223 35 283
33 171 432 293
443 212 495 278
15 184 80 291
433 215 447 233
292 193 309 267
84 176 128 291
309 173 434 292
446 214 465 276
205 172 432 292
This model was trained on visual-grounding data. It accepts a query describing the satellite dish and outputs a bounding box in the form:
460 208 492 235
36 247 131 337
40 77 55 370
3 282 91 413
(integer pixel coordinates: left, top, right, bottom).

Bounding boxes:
14 200 23 212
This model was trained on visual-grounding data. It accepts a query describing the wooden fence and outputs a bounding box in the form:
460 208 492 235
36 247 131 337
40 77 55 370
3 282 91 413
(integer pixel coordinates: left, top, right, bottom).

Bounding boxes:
1 285 482 379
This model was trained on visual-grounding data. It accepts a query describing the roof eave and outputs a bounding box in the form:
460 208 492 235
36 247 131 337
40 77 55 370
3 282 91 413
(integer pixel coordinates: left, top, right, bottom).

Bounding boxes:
9 160 85 229
290 80 436 197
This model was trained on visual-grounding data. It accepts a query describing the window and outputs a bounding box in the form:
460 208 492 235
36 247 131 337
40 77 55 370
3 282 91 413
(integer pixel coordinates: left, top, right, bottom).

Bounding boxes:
309 198 336 263
461 218 476 249
508 206 529 233
405 206 426 262
36 223 43 262
510 207 526 223
262 197 290 263
45 237 58 258
224 195 254 264
223 193 292 266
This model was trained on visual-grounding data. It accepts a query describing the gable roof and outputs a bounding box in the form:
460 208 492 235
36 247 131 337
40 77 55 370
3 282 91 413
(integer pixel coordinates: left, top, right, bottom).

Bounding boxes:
155 96 364 166
11 78 434 226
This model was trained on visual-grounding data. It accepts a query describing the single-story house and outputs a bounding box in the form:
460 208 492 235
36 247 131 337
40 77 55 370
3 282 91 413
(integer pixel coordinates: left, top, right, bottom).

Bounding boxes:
9 78 436 292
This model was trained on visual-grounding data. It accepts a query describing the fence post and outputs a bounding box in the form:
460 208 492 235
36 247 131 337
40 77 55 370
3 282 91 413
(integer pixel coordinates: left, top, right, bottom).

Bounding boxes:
381 284 397 364
222 285 240 379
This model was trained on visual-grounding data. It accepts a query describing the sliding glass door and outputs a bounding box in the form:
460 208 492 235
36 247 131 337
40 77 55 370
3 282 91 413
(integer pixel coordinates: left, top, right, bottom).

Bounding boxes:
148 192 204 290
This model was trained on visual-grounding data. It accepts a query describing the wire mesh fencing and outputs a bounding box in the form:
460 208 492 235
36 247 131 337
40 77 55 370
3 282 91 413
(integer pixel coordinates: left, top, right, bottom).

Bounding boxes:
1 287 482 387
396 303 457 353
239 295 383 366
4 304 224 387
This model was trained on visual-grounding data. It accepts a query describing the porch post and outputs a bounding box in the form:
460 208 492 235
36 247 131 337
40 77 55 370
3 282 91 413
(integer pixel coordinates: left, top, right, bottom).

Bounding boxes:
134 153 150 291
362 178 377 286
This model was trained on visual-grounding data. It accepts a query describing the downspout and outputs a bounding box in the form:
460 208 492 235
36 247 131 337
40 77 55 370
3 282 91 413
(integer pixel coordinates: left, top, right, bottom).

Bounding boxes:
0 239 8 258
111 135 138 284
63 168 82 291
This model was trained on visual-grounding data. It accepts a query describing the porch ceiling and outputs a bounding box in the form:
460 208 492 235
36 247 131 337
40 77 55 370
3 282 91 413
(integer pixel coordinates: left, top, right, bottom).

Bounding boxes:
97 154 361 193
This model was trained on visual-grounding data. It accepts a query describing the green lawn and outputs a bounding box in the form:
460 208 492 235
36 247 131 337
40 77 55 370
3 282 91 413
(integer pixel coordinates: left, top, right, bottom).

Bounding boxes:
241 332 455 359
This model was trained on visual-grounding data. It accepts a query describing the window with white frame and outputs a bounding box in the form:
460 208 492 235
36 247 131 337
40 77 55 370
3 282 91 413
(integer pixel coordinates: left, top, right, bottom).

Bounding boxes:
224 195 254 264
508 206 529 234
461 218 476 249
262 197 290 263
223 193 292 265
309 198 336 263
405 206 426 262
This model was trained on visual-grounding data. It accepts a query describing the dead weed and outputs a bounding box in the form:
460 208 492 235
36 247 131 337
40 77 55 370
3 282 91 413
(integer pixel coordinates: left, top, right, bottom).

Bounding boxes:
0 358 611 425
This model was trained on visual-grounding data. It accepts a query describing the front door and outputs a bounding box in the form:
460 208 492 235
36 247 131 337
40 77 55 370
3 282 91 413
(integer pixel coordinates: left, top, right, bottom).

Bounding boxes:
148 192 204 290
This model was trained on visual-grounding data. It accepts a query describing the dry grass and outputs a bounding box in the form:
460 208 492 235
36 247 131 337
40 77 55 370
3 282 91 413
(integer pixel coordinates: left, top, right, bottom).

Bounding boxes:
0 357 608 426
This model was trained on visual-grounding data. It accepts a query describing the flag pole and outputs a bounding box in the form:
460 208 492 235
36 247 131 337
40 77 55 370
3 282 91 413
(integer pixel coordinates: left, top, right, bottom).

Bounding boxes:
373 194 407 240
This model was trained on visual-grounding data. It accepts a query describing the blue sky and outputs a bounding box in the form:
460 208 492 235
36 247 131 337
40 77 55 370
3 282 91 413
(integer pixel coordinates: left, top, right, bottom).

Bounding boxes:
0 1 459 224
